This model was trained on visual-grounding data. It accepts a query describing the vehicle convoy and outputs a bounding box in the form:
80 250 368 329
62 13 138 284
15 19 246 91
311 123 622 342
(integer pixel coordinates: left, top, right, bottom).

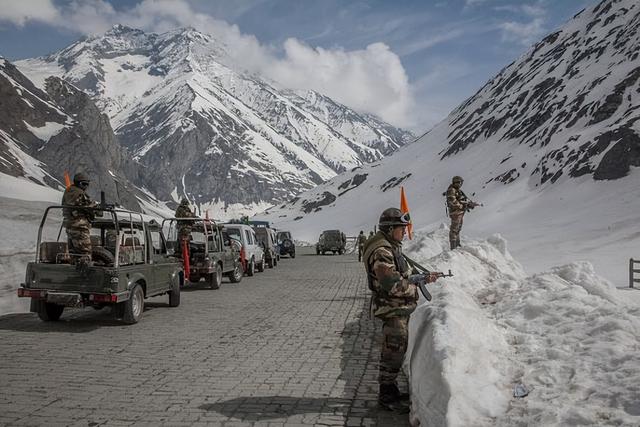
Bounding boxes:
316 230 347 255
164 218 243 289
223 223 265 276
252 223 280 268
17 206 182 324
276 231 296 258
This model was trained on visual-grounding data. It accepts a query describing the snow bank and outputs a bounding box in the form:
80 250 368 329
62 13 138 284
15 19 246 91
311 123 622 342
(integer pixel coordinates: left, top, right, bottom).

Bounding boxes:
406 227 640 426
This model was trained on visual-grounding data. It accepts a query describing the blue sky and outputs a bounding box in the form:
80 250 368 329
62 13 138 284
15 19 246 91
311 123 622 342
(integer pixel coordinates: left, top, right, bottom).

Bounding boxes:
0 0 594 131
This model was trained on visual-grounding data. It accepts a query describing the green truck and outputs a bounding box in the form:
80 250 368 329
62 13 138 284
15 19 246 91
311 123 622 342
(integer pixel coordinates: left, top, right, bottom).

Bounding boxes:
17 206 182 324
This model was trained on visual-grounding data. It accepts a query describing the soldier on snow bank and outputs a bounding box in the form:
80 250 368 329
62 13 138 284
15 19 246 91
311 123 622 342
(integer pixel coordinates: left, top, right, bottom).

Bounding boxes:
446 176 479 250
362 208 439 412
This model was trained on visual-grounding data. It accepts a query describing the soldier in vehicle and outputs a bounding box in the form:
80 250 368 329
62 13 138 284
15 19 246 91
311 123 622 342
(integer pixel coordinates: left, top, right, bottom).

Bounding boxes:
362 208 439 412
62 172 98 267
174 198 195 255
357 230 367 262
446 176 479 250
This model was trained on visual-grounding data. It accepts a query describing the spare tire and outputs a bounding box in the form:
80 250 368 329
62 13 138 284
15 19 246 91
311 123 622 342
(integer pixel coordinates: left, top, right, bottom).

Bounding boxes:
92 246 115 266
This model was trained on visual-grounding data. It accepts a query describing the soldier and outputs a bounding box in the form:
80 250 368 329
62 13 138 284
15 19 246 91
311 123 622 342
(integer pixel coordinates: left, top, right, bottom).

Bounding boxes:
62 172 97 267
357 230 367 262
446 176 479 250
368 230 375 241
362 208 439 412
174 198 195 255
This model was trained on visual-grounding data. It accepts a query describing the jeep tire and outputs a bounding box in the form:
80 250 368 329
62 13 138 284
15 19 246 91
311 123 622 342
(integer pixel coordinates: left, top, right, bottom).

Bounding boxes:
36 301 64 321
168 280 181 307
209 264 222 289
119 283 144 324
247 258 255 276
229 264 243 283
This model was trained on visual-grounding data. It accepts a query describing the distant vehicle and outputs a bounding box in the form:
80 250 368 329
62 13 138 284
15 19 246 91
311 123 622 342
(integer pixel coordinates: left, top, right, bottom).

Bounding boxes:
17 206 182 324
276 231 296 258
164 218 243 289
316 230 346 255
223 223 265 276
253 225 279 268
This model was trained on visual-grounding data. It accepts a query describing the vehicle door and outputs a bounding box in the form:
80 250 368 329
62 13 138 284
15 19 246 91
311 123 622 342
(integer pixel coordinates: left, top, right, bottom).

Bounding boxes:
149 227 174 293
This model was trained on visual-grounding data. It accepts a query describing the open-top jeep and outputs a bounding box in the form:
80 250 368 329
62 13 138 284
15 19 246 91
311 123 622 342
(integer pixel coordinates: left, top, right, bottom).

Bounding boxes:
17 206 183 324
164 217 243 289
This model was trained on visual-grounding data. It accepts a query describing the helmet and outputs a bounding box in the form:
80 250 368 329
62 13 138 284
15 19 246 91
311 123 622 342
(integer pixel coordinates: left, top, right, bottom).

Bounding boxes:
359 230 364 234
452 176 464 184
73 172 90 185
378 208 411 227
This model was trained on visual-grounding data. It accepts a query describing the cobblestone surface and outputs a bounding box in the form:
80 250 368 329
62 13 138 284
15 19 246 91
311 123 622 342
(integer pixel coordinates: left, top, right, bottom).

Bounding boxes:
0 247 409 426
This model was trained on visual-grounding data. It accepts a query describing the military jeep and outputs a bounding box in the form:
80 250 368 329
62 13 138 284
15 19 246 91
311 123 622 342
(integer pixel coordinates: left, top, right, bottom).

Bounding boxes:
17 206 183 324
316 230 347 255
164 218 243 289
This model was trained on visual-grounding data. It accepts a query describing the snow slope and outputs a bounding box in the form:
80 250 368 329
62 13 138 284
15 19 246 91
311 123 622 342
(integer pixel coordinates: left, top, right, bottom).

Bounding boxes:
405 227 640 426
256 0 640 285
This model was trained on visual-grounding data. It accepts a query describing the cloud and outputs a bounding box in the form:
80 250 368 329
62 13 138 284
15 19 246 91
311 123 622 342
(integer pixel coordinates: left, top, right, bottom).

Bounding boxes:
497 2 548 46
0 0 60 26
0 0 417 128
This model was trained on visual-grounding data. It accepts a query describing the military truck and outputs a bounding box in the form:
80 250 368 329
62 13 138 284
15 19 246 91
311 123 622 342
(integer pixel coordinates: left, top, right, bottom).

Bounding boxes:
164 218 243 289
316 230 347 255
17 206 182 324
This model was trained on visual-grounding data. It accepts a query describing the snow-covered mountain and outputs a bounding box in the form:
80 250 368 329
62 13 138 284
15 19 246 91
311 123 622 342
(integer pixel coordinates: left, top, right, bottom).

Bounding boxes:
257 0 640 284
0 57 168 211
16 25 412 216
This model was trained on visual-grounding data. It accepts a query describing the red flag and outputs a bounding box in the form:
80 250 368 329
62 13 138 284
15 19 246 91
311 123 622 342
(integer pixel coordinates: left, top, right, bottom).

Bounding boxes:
400 186 413 240
64 171 71 189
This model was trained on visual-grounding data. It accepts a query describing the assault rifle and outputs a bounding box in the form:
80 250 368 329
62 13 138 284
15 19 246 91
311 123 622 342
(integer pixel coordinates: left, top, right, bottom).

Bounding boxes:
403 254 454 301
464 200 483 212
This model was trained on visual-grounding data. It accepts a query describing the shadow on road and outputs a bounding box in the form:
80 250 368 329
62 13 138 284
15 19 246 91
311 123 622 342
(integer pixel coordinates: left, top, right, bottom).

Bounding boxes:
199 396 348 419
0 303 169 332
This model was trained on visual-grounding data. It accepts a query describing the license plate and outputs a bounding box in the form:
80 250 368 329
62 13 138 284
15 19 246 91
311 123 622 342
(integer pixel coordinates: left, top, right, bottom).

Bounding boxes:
47 292 82 307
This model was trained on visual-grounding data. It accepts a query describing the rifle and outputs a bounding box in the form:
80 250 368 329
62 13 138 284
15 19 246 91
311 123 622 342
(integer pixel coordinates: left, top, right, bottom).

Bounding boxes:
465 201 483 212
403 254 453 301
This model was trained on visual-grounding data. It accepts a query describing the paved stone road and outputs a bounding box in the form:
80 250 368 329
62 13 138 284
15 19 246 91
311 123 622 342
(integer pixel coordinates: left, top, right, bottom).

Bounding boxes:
0 247 409 426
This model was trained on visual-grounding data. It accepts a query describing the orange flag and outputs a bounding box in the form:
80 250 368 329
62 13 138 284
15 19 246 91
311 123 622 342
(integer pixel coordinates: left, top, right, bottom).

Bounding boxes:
63 171 71 189
400 186 413 240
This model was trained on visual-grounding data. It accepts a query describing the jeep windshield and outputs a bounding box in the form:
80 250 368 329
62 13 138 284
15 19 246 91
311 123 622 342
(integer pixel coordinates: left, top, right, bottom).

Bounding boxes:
254 228 269 245
322 231 342 242
277 232 291 241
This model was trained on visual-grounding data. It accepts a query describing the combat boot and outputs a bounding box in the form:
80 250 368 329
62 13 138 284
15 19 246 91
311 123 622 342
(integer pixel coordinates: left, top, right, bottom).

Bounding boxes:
379 384 410 413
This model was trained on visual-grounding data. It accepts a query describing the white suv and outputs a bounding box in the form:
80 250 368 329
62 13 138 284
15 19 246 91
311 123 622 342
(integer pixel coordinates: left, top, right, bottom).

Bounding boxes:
223 224 265 276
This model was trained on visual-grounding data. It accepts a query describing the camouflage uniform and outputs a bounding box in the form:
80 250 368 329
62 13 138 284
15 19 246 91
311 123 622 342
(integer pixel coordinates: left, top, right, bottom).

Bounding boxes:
446 177 476 250
62 183 95 261
357 232 367 262
363 231 417 388
175 199 195 254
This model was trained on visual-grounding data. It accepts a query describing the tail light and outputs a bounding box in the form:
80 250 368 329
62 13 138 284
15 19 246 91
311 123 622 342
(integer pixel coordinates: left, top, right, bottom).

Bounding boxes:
89 294 119 303
17 288 46 298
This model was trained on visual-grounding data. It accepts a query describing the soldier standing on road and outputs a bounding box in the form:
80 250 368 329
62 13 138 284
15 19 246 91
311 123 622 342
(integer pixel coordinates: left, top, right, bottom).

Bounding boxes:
446 176 479 250
357 230 367 262
362 208 438 412
62 172 97 267
175 198 195 255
